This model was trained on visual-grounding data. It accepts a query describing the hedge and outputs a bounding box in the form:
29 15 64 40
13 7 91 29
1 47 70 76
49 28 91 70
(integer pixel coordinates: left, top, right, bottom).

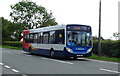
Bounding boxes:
93 40 120 58
2 41 22 47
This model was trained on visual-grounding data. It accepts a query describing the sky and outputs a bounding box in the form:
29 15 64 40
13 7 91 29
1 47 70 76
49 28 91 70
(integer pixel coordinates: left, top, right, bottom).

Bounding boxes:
0 0 119 40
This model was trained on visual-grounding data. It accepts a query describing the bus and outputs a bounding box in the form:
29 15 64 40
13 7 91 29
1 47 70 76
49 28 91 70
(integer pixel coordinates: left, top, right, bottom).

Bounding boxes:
23 24 93 59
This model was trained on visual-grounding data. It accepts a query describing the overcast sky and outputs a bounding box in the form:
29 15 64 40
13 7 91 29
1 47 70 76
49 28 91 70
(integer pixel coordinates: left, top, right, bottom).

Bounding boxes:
0 0 119 39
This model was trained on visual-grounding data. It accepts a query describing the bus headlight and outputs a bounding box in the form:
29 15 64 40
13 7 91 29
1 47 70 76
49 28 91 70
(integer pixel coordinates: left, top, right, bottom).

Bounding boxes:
87 48 92 53
66 48 73 53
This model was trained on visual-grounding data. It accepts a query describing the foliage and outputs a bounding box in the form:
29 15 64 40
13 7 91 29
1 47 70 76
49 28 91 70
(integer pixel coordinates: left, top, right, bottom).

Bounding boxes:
93 40 120 58
2 17 12 41
1 17 23 41
2 1 58 41
2 41 22 47
2 45 22 50
10 0 58 29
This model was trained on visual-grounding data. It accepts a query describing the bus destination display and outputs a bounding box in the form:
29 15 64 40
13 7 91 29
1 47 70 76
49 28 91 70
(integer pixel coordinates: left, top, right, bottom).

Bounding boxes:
67 25 91 31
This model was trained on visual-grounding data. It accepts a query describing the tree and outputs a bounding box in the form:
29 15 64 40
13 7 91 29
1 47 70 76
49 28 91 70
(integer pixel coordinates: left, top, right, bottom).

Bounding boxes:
2 17 12 41
10 0 57 29
1 17 22 41
11 23 23 41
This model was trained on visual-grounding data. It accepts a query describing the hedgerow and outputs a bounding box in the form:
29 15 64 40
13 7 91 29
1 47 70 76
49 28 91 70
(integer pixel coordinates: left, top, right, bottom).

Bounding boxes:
93 40 120 58
2 41 22 47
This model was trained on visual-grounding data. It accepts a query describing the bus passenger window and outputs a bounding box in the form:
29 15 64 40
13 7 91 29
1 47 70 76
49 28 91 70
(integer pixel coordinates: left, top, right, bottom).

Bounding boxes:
38 33 41 43
33 33 38 43
40 32 43 43
29 33 34 43
43 32 49 44
49 31 55 44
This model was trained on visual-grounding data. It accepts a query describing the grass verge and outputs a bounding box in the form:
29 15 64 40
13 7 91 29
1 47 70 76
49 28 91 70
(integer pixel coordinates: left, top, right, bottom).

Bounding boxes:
1 45 22 50
88 54 120 63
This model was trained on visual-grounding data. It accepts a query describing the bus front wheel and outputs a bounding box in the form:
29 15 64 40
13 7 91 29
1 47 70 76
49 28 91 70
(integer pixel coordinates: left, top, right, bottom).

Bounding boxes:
73 57 77 60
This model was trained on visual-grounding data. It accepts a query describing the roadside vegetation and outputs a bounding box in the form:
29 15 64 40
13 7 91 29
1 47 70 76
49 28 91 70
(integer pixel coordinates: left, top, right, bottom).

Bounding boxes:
1 45 22 50
1 41 22 50
93 40 120 58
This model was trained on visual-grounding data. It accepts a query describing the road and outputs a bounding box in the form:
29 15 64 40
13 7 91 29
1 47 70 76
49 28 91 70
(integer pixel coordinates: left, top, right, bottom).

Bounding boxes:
1 48 120 76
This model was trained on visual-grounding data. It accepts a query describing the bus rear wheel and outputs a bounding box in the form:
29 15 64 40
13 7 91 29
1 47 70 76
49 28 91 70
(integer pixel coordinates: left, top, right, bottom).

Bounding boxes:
29 47 32 55
50 49 54 58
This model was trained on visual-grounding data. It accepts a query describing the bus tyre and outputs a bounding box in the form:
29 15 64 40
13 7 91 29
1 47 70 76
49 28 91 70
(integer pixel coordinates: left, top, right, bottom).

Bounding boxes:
50 50 54 58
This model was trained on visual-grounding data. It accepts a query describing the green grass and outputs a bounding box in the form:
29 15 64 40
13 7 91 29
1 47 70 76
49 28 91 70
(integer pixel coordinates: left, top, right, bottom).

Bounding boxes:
88 54 120 62
1 45 22 50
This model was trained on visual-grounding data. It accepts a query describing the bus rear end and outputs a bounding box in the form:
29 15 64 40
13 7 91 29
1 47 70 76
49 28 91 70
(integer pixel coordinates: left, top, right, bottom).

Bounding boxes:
23 30 30 52
65 24 92 58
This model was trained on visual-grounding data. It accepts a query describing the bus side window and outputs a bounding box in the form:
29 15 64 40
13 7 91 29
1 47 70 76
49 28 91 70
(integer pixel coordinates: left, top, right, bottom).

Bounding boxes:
49 31 55 44
29 33 34 43
38 32 43 44
33 33 38 43
43 32 49 44
38 33 41 43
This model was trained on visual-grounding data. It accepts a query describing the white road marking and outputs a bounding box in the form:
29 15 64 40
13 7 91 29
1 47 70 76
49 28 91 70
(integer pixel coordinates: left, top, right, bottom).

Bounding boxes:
11 69 19 73
41 57 74 64
0 62 3 65
100 68 120 74
0 62 19 73
78 58 119 65
4 65 11 69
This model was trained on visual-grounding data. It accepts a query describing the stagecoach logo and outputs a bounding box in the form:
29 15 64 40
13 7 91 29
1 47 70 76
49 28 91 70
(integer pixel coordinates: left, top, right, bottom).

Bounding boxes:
75 48 85 50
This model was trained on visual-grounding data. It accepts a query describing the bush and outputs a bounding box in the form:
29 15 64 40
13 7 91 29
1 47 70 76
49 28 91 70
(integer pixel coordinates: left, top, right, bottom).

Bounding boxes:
93 40 120 58
2 41 22 47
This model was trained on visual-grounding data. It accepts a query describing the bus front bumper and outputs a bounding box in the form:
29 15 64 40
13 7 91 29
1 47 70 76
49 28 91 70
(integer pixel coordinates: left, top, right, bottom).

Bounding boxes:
64 49 92 57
